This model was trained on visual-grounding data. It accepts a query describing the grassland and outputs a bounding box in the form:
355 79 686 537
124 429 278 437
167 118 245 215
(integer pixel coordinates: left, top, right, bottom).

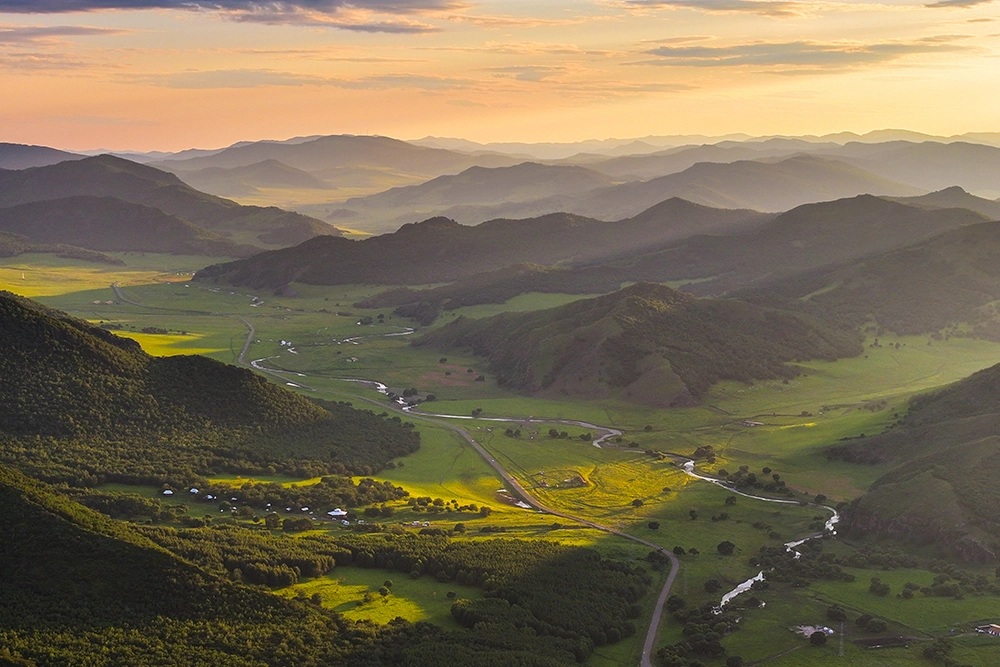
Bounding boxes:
12 253 1000 666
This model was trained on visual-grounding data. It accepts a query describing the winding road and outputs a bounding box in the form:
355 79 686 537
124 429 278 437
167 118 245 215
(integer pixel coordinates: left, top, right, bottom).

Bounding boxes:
112 281 837 667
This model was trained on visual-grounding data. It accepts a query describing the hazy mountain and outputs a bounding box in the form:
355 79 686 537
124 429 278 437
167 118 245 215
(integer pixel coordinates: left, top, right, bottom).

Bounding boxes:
745 218 1000 336
171 159 333 197
416 283 861 406
824 141 1000 195
614 195 987 294
0 196 256 257
153 134 521 176
576 143 829 180
346 162 616 209
195 199 766 289
833 362 1000 561
886 186 1000 219
0 142 80 170
0 155 338 247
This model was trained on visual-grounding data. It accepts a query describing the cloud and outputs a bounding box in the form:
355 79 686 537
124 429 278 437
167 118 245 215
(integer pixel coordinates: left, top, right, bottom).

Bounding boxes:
340 73 473 89
150 68 331 88
484 65 566 82
640 37 972 69
620 0 812 17
0 0 463 32
925 0 995 7
0 24 128 42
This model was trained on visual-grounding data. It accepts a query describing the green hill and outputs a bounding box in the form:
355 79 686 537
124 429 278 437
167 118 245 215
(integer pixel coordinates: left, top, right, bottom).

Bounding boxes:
745 218 1000 336
616 195 988 294
0 291 418 484
834 363 1000 561
195 199 765 290
0 196 256 256
415 283 861 405
0 155 338 248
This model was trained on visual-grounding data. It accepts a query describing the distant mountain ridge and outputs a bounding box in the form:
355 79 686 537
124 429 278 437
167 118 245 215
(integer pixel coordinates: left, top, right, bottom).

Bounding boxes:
0 155 338 248
0 142 81 170
0 196 257 257
195 198 767 289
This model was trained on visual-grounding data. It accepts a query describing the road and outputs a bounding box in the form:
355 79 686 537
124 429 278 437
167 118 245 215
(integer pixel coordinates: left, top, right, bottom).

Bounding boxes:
110 283 679 666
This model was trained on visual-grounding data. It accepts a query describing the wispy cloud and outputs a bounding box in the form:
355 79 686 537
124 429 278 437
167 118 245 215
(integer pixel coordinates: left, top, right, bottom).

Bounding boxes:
925 0 995 7
146 68 331 88
0 23 128 43
0 0 463 32
484 65 567 82
619 0 813 17
639 36 973 70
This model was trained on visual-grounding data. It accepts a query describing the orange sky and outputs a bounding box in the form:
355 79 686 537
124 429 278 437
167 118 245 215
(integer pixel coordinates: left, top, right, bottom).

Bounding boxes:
0 0 997 150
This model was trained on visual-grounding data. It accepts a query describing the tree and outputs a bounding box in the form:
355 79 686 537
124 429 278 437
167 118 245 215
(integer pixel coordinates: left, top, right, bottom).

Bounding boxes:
644 425 653 431
264 512 281 529
454 523 467 533
383 580 393 588
815 494 828 504
378 586 390 597
725 495 737 506
826 604 847 622
869 577 890 597
717 540 736 556
688 548 700 556
689 510 698 520
704 579 722 593
809 631 827 646
632 499 644 508
648 521 660 530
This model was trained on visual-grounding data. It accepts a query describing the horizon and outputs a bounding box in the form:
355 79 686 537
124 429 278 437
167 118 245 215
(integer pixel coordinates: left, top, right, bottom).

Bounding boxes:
1 0 997 151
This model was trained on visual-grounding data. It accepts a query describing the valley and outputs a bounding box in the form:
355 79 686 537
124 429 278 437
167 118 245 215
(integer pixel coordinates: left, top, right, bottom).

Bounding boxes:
7 246 1000 666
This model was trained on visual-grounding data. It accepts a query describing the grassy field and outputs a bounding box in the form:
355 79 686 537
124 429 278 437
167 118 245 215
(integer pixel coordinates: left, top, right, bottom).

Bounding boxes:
279 566 482 628
13 253 1000 666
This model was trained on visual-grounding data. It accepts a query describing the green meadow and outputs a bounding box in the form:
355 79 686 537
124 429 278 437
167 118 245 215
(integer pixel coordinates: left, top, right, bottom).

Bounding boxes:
11 253 1000 666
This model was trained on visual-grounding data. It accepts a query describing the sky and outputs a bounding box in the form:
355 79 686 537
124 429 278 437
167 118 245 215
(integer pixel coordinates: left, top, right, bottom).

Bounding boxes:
0 0 997 151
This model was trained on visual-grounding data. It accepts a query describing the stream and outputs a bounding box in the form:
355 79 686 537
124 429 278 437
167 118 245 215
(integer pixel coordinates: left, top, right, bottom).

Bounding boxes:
253 331 838 611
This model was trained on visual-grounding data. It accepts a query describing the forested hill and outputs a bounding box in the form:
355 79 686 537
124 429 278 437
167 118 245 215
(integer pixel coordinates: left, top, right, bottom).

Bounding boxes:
195 199 766 289
416 283 862 405
0 291 418 484
0 155 338 248
834 363 1000 562
740 218 1000 338
0 196 257 257
0 462 646 666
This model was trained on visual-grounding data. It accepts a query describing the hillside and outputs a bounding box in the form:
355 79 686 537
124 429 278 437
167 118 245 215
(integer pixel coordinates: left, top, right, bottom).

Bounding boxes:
0 291 419 483
172 159 333 197
0 155 338 247
615 195 989 294
195 199 766 289
416 283 861 405
349 162 615 207
833 363 1000 561
0 142 80 170
0 230 122 264
744 218 1000 336
829 141 1000 195
887 185 1000 219
359 263 625 325
0 196 256 257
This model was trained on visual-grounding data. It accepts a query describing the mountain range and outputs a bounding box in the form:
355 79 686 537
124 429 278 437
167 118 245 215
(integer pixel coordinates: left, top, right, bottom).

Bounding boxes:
0 155 338 250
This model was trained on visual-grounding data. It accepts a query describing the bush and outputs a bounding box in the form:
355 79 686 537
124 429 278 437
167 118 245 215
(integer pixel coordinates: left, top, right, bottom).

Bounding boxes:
717 540 736 556
810 631 827 646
